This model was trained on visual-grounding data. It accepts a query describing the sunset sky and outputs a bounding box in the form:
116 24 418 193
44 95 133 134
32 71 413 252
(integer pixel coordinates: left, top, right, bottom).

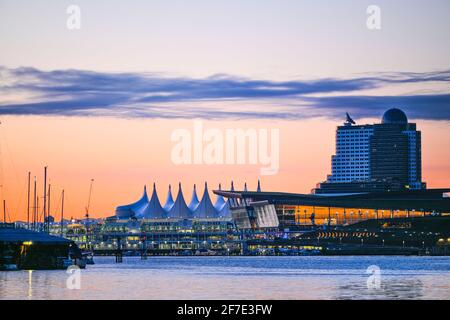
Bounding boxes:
0 0 449 221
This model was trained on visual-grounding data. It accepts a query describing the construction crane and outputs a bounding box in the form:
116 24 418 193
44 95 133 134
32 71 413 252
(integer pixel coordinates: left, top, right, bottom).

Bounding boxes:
84 179 94 252
85 179 94 220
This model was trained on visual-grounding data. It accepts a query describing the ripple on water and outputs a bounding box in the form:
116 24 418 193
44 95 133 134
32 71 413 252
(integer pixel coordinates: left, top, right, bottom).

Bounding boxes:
0 256 449 300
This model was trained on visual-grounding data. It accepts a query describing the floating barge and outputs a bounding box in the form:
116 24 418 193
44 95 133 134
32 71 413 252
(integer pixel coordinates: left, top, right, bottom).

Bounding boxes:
0 223 78 270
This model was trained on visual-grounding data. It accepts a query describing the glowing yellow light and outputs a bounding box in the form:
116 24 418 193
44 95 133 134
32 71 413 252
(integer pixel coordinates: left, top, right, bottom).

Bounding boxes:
23 241 33 246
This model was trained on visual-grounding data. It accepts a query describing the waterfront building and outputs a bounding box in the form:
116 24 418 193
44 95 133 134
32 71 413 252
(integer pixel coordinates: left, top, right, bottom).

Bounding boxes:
42 108 448 255
163 185 175 212
188 184 200 212
214 184 227 214
92 217 238 254
193 183 219 219
167 183 192 219
315 108 425 194
142 183 166 219
214 109 449 238
115 186 149 219
53 181 258 254
246 215 450 256
112 181 250 220
0 223 75 269
216 188 450 230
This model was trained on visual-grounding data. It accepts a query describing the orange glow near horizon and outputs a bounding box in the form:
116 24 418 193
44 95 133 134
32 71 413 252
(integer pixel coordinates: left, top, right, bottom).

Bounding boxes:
0 115 449 222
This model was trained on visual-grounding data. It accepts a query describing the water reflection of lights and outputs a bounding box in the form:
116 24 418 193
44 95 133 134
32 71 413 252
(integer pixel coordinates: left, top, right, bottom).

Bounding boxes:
28 270 33 298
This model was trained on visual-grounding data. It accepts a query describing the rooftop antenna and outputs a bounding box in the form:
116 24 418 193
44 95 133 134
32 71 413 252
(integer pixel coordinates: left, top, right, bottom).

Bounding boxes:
345 112 356 126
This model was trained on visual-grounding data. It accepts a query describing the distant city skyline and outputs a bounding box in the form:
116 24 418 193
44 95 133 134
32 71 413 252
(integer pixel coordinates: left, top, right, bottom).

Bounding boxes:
0 0 449 220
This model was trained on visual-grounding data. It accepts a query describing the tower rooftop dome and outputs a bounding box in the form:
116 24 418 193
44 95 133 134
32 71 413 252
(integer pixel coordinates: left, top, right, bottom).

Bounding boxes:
382 108 408 124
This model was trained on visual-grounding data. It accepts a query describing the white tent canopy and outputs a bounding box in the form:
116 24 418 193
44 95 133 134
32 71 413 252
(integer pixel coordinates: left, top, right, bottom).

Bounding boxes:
141 183 166 219
114 181 261 220
193 182 218 218
167 183 192 219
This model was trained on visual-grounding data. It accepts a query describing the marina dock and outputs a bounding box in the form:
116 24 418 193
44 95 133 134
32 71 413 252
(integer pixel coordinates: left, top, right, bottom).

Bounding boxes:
0 223 77 270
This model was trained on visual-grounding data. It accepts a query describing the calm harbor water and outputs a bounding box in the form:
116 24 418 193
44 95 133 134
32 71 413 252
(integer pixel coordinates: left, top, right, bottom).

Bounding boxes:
0 256 449 300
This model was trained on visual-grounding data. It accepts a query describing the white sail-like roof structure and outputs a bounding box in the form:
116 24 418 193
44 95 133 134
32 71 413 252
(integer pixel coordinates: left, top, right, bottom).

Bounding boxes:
114 181 248 220
228 181 238 207
163 184 175 212
141 183 166 219
218 201 231 218
214 183 227 212
211 183 230 218
193 182 218 218
217 182 236 217
188 184 200 212
115 186 149 219
167 183 192 219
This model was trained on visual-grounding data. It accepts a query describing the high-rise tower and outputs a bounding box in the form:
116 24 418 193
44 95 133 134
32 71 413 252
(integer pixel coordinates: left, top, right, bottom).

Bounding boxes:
315 108 425 194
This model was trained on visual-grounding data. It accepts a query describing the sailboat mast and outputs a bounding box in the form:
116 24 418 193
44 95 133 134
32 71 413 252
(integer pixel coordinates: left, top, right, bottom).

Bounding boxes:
2 199 5 223
36 197 39 227
33 177 36 230
43 166 47 233
60 189 65 237
47 183 51 233
27 172 31 229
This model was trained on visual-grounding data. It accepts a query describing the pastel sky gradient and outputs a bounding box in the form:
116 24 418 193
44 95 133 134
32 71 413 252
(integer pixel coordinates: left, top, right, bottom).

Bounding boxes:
0 0 449 220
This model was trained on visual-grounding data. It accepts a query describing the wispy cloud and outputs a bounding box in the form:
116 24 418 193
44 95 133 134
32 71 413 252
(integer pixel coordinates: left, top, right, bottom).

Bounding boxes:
1 66 449 120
